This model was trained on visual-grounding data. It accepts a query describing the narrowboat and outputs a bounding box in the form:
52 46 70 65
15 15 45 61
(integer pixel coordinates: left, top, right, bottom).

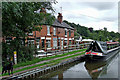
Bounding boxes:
85 41 120 61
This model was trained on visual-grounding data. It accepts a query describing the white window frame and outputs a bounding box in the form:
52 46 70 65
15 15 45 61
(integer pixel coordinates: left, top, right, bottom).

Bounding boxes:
47 25 50 35
46 40 51 48
28 33 33 36
28 40 34 45
53 27 56 35
65 28 67 37
53 38 57 48
64 40 67 46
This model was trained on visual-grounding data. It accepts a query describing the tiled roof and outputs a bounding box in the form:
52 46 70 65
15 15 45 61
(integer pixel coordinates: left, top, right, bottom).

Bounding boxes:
52 19 74 30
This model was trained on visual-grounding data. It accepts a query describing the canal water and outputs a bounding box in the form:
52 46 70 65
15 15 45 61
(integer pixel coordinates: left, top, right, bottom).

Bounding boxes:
32 50 120 80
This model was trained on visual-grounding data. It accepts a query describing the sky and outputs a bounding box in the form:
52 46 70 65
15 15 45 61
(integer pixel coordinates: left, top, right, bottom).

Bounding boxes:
52 0 120 33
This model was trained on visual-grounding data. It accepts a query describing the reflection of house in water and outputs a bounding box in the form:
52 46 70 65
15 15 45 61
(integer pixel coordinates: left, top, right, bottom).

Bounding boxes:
58 73 63 80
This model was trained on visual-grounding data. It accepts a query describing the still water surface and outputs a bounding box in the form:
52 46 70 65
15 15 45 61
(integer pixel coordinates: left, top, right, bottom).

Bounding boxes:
36 50 120 80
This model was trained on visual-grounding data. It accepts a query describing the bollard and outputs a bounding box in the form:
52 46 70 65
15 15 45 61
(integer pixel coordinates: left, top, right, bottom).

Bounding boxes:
35 73 38 76
41 71 43 75
28 75 31 79
43 70 46 74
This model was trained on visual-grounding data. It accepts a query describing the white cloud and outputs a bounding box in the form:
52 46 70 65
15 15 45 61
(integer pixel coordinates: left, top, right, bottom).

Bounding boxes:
52 0 119 32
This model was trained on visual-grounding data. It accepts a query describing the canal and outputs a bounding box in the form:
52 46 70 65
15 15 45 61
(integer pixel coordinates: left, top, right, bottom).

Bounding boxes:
29 50 120 80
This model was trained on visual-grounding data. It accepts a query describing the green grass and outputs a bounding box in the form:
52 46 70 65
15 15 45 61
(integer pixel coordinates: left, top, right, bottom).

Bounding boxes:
14 48 86 68
2 51 85 76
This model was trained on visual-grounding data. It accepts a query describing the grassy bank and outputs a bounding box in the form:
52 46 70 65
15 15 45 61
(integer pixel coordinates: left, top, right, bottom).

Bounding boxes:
3 52 85 76
14 48 86 68
2 49 86 76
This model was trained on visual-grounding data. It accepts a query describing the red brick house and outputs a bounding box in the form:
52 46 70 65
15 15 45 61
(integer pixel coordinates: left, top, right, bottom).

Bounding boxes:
3 12 75 51
27 13 75 50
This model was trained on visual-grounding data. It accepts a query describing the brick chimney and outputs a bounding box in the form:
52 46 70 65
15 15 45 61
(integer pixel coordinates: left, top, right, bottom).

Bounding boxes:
57 13 63 23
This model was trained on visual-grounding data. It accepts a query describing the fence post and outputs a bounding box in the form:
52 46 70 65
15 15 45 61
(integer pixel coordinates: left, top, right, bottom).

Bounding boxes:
46 51 47 57
68 46 69 53
46 47 47 57
55 47 56 55
63 46 64 54
76 45 77 50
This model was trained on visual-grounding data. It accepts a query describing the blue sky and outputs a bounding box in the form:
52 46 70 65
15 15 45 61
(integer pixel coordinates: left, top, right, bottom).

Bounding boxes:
52 0 119 32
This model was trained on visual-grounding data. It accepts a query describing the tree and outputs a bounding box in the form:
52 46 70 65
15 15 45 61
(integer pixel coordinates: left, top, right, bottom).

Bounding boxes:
2 2 55 38
2 2 56 63
63 20 120 42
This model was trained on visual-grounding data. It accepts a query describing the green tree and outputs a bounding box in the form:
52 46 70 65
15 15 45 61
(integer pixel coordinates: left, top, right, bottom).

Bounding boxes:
2 2 55 63
2 2 55 38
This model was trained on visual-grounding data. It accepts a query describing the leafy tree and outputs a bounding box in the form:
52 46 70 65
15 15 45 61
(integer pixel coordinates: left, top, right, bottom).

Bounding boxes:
2 2 56 63
2 2 55 38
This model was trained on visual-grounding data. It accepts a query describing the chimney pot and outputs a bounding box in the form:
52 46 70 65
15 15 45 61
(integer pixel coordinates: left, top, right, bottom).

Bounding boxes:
57 13 63 23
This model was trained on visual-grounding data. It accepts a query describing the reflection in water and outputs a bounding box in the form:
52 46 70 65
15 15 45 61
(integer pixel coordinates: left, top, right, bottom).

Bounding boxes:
39 62 80 79
29 50 119 80
84 61 107 79
84 52 119 79
58 73 63 80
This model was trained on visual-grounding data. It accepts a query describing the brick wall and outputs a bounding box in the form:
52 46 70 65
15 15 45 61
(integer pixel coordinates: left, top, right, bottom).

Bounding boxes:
57 27 65 37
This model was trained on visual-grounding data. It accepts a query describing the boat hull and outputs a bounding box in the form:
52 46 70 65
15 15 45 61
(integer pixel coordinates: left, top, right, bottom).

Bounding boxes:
85 46 120 61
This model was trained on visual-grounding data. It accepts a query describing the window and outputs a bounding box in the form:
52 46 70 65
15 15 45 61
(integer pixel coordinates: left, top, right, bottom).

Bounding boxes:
64 40 67 46
58 39 60 46
42 39 45 48
28 33 33 36
65 28 67 37
53 27 56 35
69 30 71 36
46 40 51 48
53 38 57 48
36 39 40 49
6 37 12 44
47 25 50 35
28 40 34 46
69 40 71 45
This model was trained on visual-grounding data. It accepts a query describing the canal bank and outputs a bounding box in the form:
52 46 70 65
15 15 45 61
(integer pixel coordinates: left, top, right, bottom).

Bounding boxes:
2 47 120 80
2 49 86 80
37 49 120 80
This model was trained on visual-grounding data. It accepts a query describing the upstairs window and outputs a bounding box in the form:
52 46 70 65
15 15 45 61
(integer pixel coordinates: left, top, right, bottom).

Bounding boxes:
47 25 50 35
65 28 67 37
53 27 56 35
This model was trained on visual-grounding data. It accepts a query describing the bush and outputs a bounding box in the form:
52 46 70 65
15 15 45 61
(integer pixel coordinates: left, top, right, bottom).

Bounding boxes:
2 41 36 64
17 45 36 63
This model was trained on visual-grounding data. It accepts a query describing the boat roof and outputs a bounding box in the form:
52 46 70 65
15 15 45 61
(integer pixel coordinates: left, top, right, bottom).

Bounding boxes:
106 42 119 44
86 41 107 54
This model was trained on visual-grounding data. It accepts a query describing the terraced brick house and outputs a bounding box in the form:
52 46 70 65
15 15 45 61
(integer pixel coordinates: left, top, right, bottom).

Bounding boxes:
27 13 75 50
